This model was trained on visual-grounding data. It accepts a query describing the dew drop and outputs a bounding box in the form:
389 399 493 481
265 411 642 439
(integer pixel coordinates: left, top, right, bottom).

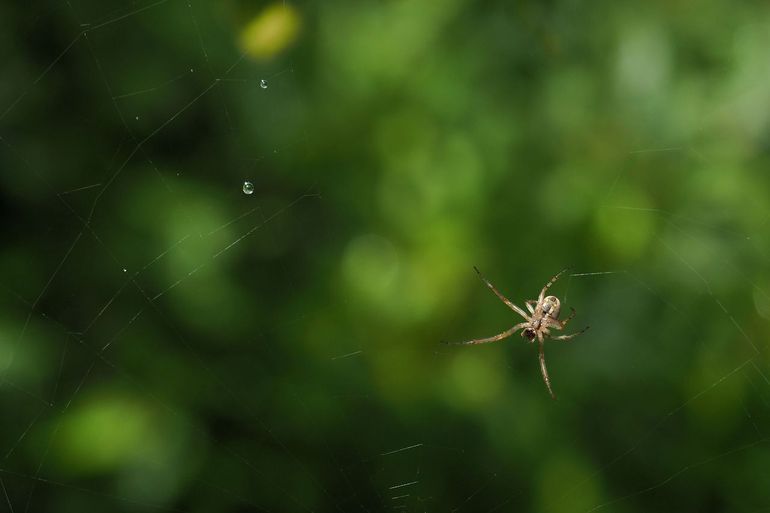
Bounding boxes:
260 79 268 89
242 181 255 195
122 268 127 273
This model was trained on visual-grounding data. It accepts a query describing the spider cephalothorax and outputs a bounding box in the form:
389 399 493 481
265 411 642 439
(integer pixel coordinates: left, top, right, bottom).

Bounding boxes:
444 268 589 399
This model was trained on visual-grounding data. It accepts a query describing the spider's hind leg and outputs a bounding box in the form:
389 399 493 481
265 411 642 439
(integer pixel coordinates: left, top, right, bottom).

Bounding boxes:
552 325 589 342
557 307 576 328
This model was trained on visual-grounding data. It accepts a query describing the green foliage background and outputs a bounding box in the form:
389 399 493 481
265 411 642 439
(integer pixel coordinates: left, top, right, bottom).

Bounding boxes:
2 1 770 512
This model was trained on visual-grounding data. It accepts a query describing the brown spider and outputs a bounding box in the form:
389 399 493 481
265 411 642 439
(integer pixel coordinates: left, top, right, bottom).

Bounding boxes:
444 267 589 399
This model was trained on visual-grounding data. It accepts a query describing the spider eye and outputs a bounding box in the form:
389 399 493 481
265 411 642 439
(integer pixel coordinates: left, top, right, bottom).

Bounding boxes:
523 329 536 340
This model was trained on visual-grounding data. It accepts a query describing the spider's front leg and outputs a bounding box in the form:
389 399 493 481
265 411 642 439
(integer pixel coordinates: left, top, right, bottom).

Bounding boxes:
474 267 529 320
443 322 528 346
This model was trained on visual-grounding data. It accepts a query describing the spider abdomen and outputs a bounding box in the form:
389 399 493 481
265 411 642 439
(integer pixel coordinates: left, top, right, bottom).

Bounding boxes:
542 296 561 319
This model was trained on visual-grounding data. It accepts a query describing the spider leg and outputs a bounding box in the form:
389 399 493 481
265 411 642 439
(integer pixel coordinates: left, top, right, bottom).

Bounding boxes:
546 307 576 330
559 307 576 327
443 322 527 346
525 300 536 315
537 333 556 399
474 267 529 320
537 268 570 304
552 325 590 341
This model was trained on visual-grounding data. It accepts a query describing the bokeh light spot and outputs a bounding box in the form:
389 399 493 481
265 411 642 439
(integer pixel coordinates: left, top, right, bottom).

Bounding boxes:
54 394 151 475
616 21 671 98
754 287 770 321
240 3 301 60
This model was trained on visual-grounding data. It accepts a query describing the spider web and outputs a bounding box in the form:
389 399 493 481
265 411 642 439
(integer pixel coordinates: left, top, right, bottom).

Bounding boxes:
431 173 770 513
0 1 348 511
435 154 770 512
2 1 770 513
548 183 770 512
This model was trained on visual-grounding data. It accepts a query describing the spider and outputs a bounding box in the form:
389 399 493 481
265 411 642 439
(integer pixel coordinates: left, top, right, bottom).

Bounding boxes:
444 267 589 399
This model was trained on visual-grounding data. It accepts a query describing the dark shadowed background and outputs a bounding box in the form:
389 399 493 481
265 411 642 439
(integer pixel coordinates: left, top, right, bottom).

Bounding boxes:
2 1 770 512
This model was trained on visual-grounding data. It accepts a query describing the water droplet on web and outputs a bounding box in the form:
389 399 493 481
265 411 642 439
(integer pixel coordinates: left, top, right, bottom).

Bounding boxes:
242 181 255 195
260 79 268 89
122 268 127 273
